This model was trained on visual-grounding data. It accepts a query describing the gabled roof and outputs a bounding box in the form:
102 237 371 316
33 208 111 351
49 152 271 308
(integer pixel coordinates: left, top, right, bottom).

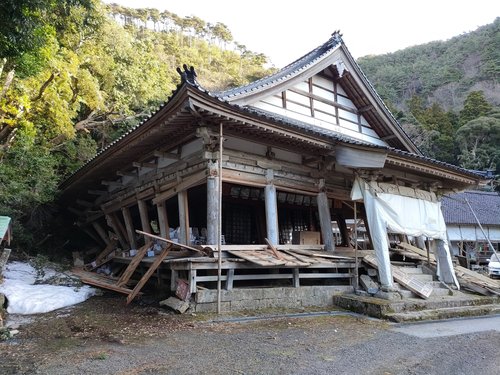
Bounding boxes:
442 191 500 226
216 32 419 154
59 33 484 204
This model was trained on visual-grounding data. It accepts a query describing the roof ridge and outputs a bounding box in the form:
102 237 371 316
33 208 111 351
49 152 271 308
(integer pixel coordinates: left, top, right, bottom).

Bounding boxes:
216 31 344 100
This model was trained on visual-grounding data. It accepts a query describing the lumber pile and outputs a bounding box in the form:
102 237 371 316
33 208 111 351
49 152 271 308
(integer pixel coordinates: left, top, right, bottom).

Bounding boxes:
394 242 500 296
363 254 433 299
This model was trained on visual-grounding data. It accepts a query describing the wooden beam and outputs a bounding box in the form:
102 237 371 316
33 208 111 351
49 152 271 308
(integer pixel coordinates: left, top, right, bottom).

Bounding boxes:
101 180 122 187
121 206 137 249
106 213 128 250
137 199 152 235
154 151 180 160
152 169 207 205
156 201 170 239
178 190 190 245
133 161 156 169
117 241 152 287
137 230 205 254
317 185 335 251
117 170 137 177
92 221 111 245
126 243 172 304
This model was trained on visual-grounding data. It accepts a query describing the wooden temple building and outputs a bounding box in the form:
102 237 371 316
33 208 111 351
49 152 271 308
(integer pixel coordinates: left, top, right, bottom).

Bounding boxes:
60 32 483 311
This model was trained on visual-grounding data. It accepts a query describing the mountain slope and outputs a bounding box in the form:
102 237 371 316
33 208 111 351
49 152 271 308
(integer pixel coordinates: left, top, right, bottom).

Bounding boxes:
357 18 500 111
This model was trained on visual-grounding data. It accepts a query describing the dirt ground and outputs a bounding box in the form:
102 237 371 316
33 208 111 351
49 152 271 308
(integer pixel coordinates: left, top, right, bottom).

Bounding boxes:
1 293 499 375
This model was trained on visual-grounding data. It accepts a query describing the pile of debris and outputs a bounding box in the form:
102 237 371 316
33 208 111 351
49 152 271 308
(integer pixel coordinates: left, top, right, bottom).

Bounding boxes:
359 242 500 299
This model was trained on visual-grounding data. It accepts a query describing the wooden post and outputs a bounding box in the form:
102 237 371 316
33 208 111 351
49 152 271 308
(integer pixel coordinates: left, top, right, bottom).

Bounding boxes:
354 201 359 290
92 221 111 245
317 179 335 251
207 160 219 245
433 239 457 285
121 206 137 249
137 199 152 235
156 201 170 239
178 190 190 245
106 213 129 250
264 169 279 245
217 122 223 314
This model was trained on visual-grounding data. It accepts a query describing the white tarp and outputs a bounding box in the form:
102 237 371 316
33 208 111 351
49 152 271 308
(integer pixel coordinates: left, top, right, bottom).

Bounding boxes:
351 177 459 289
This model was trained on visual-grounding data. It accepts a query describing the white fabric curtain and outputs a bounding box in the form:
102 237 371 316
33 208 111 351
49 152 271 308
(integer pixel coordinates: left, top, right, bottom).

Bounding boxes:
351 177 459 288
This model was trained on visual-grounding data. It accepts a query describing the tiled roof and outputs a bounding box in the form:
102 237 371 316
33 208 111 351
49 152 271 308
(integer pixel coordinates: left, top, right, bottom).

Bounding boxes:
442 191 500 225
218 32 343 100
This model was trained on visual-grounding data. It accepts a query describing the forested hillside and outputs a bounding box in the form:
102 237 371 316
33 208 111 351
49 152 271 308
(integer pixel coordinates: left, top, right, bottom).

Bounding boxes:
0 0 273 249
358 18 500 111
358 18 499 175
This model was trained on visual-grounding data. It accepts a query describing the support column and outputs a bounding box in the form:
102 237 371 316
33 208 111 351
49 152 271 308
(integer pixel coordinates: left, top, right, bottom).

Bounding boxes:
206 160 220 245
362 199 393 290
432 239 458 285
156 201 169 239
264 169 279 245
137 199 152 235
121 206 137 249
106 213 128 250
91 221 111 245
178 190 190 245
317 179 335 251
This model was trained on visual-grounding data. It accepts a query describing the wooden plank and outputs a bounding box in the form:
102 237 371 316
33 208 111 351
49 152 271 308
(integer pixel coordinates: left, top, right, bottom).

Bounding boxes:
265 238 285 261
282 249 321 264
85 240 117 271
71 269 133 295
117 242 152 287
454 265 500 289
226 250 286 266
397 242 436 262
126 244 173 304
288 248 354 260
360 274 379 294
199 244 326 252
121 206 137 249
136 230 205 254
363 254 433 299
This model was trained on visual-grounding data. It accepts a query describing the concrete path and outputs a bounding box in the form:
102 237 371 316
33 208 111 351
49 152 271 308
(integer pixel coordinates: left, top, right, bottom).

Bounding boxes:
391 314 500 338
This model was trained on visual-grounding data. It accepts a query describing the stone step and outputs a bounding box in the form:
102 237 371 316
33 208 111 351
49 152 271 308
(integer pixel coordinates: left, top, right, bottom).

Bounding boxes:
333 294 500 320
385 304 500 322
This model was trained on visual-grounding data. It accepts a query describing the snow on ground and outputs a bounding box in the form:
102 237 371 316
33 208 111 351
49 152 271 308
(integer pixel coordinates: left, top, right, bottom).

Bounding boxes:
0 261 95 315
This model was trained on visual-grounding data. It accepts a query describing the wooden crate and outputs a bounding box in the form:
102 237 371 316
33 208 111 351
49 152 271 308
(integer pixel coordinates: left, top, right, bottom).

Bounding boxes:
292 231 320 245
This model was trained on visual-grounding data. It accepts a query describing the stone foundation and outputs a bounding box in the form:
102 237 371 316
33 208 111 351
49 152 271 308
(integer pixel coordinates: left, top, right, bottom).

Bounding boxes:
193 285 354 313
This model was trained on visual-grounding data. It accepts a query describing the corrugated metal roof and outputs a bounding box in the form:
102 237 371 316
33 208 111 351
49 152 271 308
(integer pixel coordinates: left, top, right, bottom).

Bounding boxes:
442 191 500 225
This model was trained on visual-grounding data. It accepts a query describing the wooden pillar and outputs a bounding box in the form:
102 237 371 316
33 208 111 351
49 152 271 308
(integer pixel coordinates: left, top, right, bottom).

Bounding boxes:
207 161 220 245
264 169 279 245
91 221 111 245
137 199 152 235
317 179 335 251
178 190 190 245
121 206 137 249
416 236 426 250
156 201 170 239
432 239 457 285
106 213 129 250
336 214 351 247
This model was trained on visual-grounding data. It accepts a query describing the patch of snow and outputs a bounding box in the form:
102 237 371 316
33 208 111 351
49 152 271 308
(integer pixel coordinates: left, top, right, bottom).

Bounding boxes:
0 261 95 315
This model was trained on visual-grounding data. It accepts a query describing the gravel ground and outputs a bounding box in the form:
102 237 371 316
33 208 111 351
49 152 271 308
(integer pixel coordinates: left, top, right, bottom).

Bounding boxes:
1 294 499 375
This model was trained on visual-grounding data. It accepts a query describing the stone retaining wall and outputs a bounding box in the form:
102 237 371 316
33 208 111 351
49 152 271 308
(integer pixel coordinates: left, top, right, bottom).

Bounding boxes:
193 285 354 312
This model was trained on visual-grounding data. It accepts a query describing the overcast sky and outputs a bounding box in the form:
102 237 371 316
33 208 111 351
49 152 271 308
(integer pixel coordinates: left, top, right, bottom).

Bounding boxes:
104 0 500 67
